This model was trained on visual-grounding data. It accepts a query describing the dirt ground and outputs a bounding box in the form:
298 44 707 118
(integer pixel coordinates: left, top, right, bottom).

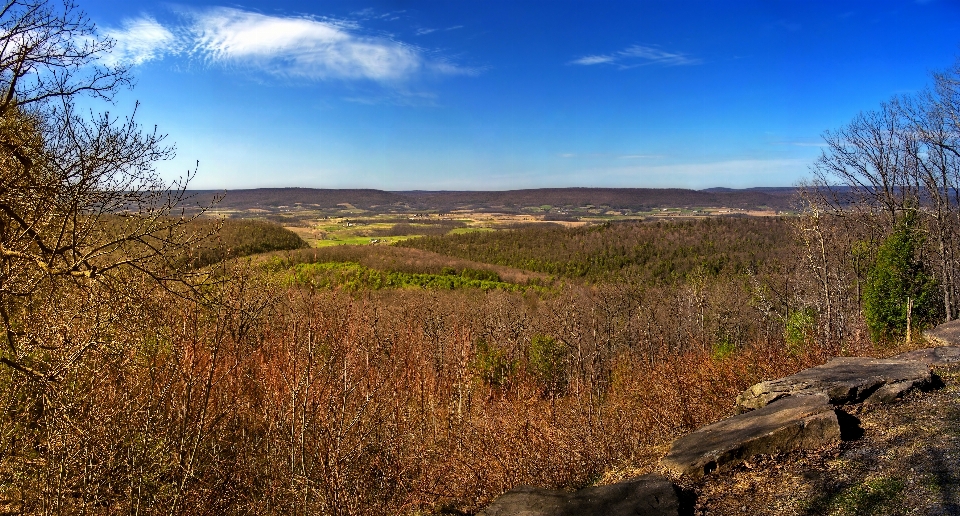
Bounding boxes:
683 364 960 515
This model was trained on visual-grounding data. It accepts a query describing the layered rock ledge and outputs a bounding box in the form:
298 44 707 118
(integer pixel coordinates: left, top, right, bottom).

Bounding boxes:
893 345 960 367
660 394 840 479
477 344 956 514
922 318 960 346
735 356 935 410
476 473 680 516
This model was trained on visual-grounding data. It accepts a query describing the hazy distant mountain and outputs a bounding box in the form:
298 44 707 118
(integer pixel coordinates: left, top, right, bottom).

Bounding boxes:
184 187 799 213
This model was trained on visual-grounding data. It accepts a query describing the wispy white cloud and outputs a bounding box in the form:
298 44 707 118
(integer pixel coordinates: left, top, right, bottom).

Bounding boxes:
104 16 177 66
416 25 463 36
186 8 420 81
103 7 475 82
570 55 616 66
570 44 700 68
351 8 406 21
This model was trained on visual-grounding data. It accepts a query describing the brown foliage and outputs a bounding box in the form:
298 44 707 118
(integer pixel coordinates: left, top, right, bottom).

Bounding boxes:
0 2 912 513
0 264 895 515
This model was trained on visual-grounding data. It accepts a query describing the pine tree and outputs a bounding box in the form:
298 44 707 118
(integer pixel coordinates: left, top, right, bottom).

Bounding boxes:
862 212 943 343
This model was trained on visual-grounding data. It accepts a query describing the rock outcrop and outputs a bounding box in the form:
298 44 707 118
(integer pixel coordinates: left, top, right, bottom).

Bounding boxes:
736 357 934 410
893 346 960 367
476 343 958 514
661 394 840 479
476 474 680 516
923 319 960 346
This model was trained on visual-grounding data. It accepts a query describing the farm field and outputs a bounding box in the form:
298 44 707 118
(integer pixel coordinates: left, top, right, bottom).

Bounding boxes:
282 214 566 248
205 196 790 250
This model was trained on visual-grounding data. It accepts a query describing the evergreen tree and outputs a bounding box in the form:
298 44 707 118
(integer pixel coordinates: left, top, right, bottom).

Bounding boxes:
862 212 942 342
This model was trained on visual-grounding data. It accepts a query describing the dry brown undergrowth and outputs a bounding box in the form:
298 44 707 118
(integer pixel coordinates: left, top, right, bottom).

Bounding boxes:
0 276 894 515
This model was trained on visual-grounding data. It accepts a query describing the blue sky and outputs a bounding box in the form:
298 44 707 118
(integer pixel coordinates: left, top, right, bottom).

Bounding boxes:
81 0 960 190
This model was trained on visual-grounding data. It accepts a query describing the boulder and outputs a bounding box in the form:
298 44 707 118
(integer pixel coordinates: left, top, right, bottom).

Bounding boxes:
736 357 934 411
661 394 840 479
923 319 960 346
476 473 680 516
893 346 960 367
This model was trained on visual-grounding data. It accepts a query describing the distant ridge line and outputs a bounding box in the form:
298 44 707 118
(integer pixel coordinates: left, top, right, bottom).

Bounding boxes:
183 187 799 213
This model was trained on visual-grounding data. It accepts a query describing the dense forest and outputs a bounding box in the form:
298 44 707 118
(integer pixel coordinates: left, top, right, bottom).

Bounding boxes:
399 217 795 284
2 1 960 515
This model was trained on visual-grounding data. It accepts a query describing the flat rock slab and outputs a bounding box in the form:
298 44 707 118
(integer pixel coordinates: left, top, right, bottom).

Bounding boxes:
736 357 934 410
894 346 960 367
924 319 960 346
661 394 840 479
476 474 679 516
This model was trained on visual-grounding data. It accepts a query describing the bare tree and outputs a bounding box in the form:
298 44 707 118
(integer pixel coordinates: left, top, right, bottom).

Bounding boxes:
801 58 960 333
0 0 207 380
897 87 960 320
809 100 919 227
0 0 128 115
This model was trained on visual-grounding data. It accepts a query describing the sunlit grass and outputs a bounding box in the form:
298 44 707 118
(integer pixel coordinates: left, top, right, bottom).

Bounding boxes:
314 235 409 247
449 227 495 235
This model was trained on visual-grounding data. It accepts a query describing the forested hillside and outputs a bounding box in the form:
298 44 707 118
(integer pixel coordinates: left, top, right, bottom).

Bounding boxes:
399 217 795 283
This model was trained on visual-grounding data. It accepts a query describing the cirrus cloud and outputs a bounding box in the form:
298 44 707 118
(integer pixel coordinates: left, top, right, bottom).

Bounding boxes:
570 44 701 68
103 16 177 66
103 7 475 83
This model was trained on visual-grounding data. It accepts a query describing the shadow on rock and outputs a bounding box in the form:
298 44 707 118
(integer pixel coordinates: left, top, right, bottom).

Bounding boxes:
835 409 865 441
